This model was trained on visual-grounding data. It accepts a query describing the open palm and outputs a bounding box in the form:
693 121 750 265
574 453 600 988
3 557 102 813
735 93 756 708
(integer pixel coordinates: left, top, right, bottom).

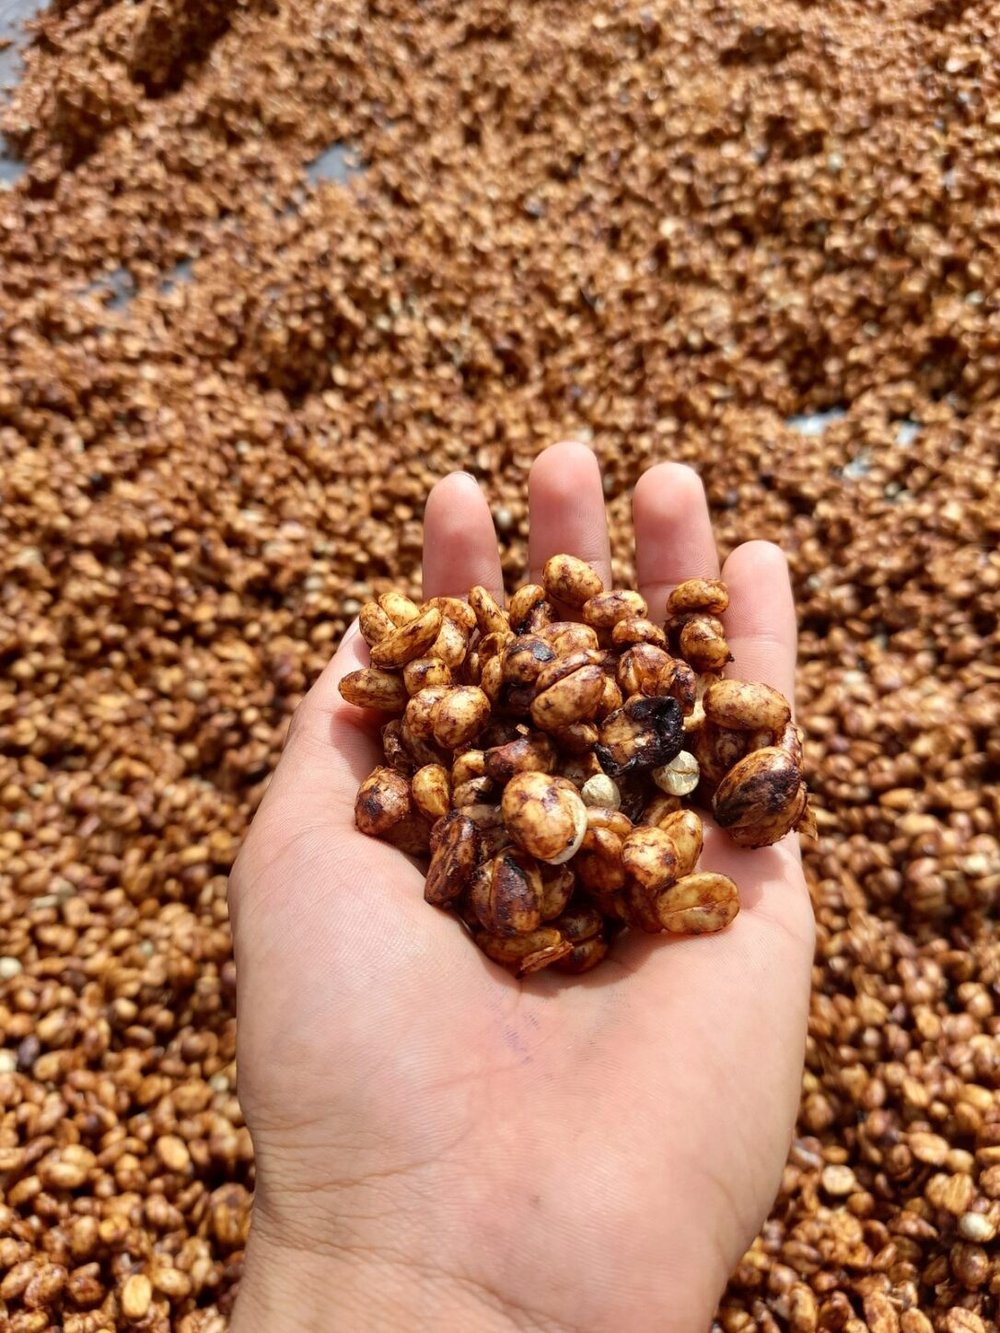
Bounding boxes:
229 444 814 1333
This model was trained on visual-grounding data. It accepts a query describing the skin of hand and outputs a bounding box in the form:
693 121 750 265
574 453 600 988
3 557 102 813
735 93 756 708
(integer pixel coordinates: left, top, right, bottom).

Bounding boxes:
228 443 815 1333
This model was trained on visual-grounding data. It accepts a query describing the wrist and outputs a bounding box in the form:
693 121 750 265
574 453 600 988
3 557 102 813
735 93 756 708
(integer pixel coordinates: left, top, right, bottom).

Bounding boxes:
231 1231 540 1333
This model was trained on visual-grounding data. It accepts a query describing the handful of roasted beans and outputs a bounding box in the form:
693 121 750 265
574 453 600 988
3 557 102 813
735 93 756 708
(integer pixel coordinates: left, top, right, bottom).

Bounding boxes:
340 556 814 977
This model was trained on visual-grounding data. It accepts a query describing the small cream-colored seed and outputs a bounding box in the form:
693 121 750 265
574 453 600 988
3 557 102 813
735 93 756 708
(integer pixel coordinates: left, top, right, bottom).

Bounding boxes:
542 553 604 607
581 773 621 809
958 1211 995 1243
652 750 700 796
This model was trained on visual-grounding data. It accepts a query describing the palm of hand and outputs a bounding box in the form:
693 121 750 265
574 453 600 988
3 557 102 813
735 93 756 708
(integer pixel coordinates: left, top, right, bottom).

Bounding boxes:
230 446 814 1332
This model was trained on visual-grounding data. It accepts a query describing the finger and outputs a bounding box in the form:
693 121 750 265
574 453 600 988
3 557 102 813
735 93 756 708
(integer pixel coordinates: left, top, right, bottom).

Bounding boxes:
721 540 797 705
422 472 504 601
257 623 381 827
528 442 613 588
633 463 720 616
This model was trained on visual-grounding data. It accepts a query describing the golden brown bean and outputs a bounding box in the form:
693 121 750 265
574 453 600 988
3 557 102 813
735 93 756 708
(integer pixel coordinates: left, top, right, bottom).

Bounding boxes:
403 686 451 741
484 733 556 783
539 620 601 655
553 934 609 974
378 591 422 625
339 667 408 712
548 720 601 754
531 664 605 732
403 656 452 695
469 585 509 637
656 808 704 877
469 849 544 936
582 589 648 629
502 771 588 864
703 679 792 733
539 864 576 920
712 745 806 846
474 927 573 975
611 616 668 649
677 614 732 673
370 606 443 668
429 686 491 748
422 596 477 632
359 601 396 646
542 554 604 607
655 872 739 934
427 618 471 668
501 634 557 685
425 811 479 906
666 578 730 616
622 826 678 893
354 768 411 838
574 826 627 894
508 583 552 634
452 748 487 785
411 764 451 820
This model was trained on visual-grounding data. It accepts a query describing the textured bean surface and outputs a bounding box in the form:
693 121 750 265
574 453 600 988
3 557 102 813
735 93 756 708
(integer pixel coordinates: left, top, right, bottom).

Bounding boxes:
0 0 998 1328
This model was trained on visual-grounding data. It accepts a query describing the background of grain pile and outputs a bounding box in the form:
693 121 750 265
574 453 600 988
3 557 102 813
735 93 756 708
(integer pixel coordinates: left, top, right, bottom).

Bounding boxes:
1 0 998 1329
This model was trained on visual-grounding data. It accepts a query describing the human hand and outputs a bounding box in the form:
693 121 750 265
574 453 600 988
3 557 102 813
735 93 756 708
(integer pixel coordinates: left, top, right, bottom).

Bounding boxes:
228 443 815 1333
